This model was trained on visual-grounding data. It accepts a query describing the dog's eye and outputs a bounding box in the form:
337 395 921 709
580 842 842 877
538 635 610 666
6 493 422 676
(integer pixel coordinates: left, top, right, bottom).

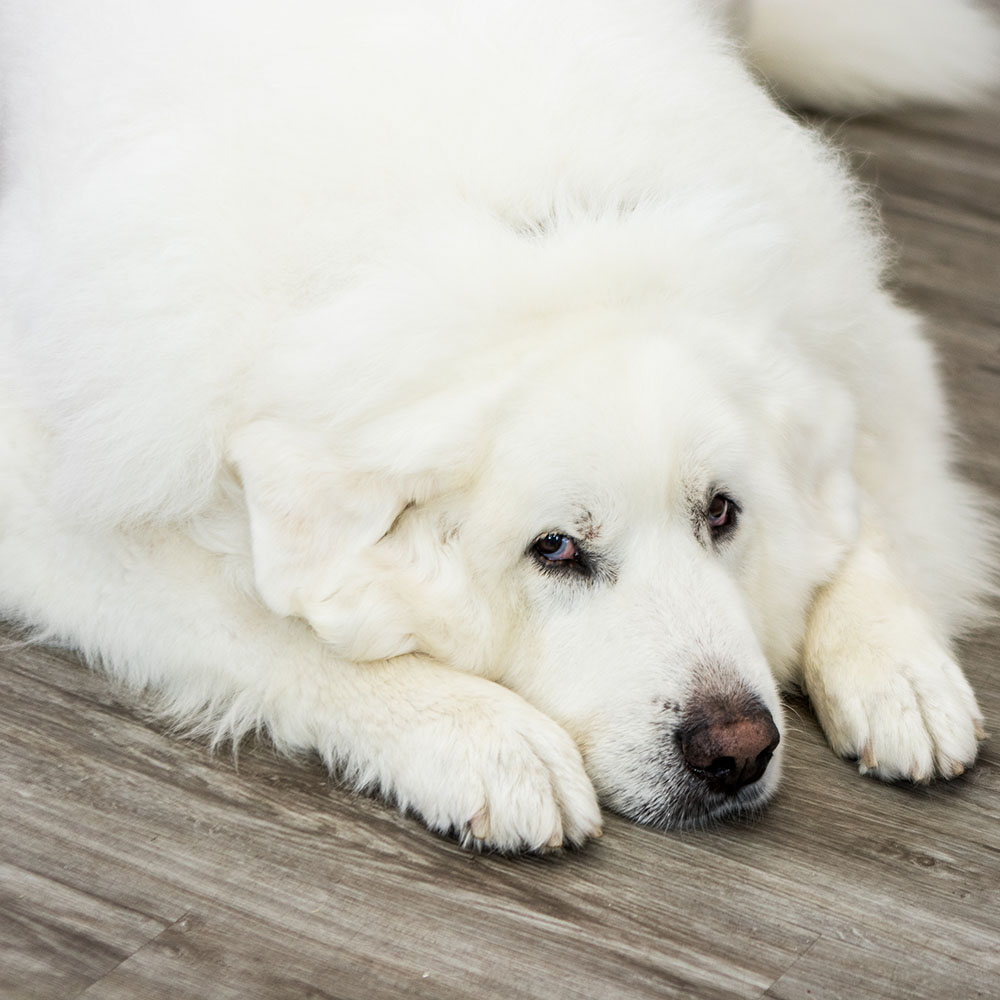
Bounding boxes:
706 493 739 535
533 532 578 563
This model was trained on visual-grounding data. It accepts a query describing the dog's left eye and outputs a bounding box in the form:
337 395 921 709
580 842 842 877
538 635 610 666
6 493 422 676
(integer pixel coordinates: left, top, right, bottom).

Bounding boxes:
532 532 579 563
706 493 739 535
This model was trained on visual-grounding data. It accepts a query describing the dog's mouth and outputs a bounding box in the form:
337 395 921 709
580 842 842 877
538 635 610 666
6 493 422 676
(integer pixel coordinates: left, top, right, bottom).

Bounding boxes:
682 775 777 828
611 768 779 831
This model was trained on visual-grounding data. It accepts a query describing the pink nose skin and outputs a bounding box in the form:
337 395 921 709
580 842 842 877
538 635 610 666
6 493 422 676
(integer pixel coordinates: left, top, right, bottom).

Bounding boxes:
678 697 780 795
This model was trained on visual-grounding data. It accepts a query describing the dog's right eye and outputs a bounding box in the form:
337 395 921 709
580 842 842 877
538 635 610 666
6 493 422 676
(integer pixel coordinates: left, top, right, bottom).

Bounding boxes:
532 533 579 563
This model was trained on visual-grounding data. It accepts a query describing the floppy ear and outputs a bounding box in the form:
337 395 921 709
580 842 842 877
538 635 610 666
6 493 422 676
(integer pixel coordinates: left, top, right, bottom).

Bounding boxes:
229 419 428 660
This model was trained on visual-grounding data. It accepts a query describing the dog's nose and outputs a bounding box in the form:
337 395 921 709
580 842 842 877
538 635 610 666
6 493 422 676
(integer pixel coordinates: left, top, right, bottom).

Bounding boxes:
678 698 780 795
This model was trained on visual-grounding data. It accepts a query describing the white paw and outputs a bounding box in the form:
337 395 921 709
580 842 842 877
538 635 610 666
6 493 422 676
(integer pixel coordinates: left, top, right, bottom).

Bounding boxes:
805 623 985 783
388 685 602 853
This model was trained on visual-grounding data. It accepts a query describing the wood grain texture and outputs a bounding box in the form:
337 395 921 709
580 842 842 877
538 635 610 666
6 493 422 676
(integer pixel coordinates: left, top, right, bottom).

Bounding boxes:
2 78 999 1000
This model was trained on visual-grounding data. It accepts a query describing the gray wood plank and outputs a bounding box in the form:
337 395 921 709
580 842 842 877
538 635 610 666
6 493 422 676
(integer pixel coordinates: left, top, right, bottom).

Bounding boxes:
0 864 169 1000
764 931 996 1000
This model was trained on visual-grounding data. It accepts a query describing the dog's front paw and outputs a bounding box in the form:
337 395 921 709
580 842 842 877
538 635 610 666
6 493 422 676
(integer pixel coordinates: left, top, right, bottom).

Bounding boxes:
392 685 602 853
804 617 985 783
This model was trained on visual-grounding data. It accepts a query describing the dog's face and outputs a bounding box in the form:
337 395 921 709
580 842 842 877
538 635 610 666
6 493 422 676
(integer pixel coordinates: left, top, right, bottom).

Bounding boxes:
232 316 859 828
445 355 788 826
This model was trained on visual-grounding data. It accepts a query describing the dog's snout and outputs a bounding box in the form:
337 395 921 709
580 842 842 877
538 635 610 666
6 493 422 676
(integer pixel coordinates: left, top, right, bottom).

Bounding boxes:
678 697 780 796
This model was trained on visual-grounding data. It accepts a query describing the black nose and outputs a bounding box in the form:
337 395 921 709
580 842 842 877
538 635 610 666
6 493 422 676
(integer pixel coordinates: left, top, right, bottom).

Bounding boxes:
678 697 780 795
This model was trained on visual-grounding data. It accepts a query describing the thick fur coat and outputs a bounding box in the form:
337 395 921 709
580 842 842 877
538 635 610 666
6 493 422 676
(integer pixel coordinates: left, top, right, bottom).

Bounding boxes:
1 0 997 850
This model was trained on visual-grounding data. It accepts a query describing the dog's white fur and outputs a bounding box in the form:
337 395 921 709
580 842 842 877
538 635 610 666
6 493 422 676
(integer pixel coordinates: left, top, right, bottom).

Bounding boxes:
0 0 996 851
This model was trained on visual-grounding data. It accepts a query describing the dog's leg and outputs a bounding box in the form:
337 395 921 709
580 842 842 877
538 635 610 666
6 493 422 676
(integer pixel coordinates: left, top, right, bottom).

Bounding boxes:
798 296 992 782
233 644 604 852
802 525 986 782
0 506 601 851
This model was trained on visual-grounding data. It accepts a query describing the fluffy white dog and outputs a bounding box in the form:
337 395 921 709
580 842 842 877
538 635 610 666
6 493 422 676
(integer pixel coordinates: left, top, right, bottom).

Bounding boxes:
0 0 996 851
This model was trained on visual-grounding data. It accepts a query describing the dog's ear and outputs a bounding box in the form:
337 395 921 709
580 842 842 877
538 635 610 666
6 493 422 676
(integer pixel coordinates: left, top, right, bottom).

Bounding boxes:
229 419 439 660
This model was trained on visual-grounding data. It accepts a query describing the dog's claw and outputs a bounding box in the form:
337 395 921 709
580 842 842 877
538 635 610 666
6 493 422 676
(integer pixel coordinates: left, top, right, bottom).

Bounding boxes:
469 804 491 842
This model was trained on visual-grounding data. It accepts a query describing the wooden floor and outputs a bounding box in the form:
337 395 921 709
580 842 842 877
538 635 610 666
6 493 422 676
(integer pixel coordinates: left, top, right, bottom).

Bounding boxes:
3 99 1000 1000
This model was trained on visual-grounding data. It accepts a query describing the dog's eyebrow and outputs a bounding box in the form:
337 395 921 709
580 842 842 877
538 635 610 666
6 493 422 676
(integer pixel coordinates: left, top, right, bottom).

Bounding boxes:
576 510 601 542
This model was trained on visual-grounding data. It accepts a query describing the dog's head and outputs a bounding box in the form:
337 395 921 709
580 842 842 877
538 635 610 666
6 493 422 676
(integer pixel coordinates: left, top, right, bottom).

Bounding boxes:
229 268 859 829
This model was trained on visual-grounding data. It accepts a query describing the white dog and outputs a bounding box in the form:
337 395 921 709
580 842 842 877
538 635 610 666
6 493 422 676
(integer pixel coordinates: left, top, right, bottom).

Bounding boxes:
0 0 996 851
